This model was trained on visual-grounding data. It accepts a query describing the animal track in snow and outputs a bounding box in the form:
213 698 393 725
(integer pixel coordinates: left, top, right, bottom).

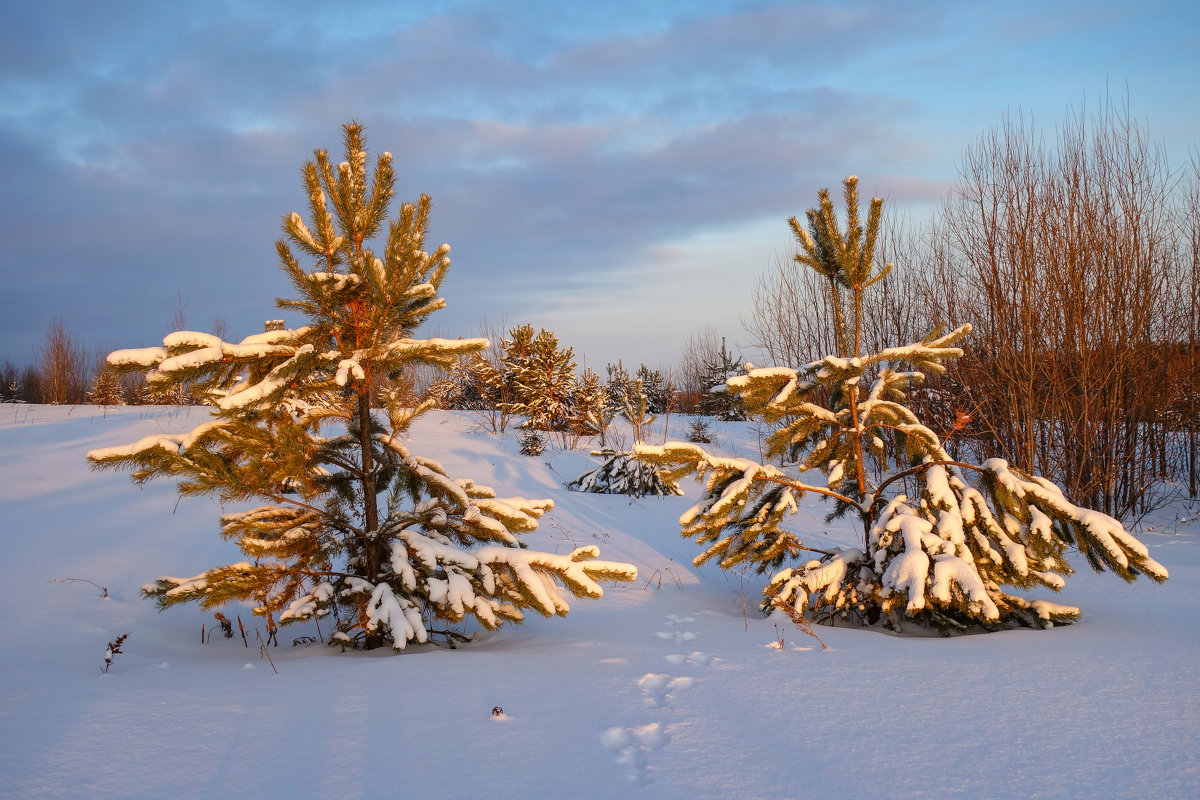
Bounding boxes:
602 723 667 785
602 616 705 784
664 651 713 667
656 614 700 643
638 673 695 707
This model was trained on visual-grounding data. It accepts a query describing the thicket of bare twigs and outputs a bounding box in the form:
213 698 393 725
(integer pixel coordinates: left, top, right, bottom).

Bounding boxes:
746 97 1199 520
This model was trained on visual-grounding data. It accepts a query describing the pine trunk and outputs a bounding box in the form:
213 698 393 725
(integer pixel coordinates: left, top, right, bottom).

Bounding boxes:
357 386 385 650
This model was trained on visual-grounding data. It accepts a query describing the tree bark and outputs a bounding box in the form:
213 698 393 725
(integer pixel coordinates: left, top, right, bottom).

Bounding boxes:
357 385 385 650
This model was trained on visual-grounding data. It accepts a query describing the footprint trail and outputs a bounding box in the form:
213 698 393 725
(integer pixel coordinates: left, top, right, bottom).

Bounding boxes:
602 615 711 783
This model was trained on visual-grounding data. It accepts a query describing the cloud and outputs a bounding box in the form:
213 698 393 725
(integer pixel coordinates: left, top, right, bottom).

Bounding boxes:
0 3 939 364
4 0 1193 369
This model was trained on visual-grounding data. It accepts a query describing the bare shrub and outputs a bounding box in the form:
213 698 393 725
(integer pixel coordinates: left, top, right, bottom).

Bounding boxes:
678 326 723 411
926 96 1192 518
39 318 87 404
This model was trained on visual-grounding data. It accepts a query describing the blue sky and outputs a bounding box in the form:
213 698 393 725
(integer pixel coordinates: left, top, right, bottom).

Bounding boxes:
2 0 1198 370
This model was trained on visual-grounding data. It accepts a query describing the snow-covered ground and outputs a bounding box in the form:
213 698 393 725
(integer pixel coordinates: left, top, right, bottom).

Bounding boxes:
2 405 1196 799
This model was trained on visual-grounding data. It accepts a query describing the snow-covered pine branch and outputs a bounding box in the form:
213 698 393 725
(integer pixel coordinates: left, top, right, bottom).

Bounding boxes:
568 448 683 497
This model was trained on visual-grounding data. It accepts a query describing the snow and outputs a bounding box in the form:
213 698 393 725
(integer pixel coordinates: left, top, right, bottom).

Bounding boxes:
86 431 191 462
162 331 223 349
217 375 286 410
2 405 1198 798
156 344 225 374
930 553 1001 620
107 345 167 368
309 271 361 291
237 327 309 346
334 354 365 386
365 582 427 649
288 211 317 249
384 336 490 359
880 505 934 612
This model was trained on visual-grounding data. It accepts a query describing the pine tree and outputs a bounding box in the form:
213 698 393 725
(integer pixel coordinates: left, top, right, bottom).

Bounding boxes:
570 379 681 497
518 430 547 456
428 355 486 411
86 368 126 406
685 418 713 443
141 376 195 406
0 360 23 403
636 176 1167 632
472 323 534 431
697 337 745 420
511 328 577 432
472 324 579 437
572 367 611 445
88 123 636 651
567 449 681 497
621 378 655 444
604 361 633 413
635 364 672 414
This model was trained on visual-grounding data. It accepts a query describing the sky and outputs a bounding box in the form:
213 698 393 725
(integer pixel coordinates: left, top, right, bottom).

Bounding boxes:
2 0 1198 371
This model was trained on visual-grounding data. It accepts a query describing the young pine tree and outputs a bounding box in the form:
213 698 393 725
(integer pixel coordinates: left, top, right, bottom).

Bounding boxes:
471 323 534 432
511 328 578 433
87 365 126 406
634 364 671 414
604 361 633 413
570 379 682 497
572 367 611 445
636 176 1167 632
697 338 745 421
427 354 486 411
88 123 635 651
